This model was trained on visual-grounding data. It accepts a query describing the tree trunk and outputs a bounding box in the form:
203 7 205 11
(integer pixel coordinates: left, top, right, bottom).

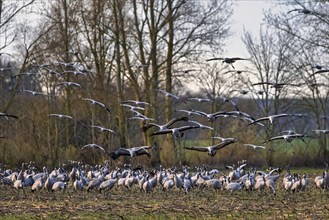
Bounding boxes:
113 0 126 150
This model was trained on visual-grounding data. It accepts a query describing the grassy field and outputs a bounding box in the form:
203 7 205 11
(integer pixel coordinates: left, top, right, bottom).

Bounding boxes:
1 169 329 219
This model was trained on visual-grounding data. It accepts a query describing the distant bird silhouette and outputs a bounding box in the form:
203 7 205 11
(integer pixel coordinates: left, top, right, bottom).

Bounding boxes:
83 98 111 114
41 67 63 77
130 64 149 69
263 133 308 143
248 113 291 125
18 89 46 96
121 104 145 111
243 144 267 150
56 61 76 68
177 109 201 116
288 8 315 15
290 113 308 118
128 109 154 122
230 89 249 95
187 97 213 103
13 73 39 78
81 144 105 152
57 81 82 87
278 130 300 136
0 112 18 120
253 90 268 95
310 69 329 78
49 114 74 120
66 50 80 56
211 136 237 142
0 67 15 71
187 110 226 122
150 125 200 138
91 125 115 133
0 52 13 57
310 64 325 70
157 89 184 102
130 115 154 122
222 97 240 111
312 129 329 135
188 120 214 130
252 82 299 89
176 69 199 73
206 57 248 69
298 81 328 90
123 100 151 106
226 110 255 120
63 70 88 76
141 116 189 133
184 140 235 156
238 116 265 127
129 109 150 120
110 146 153 160
224 70 254 75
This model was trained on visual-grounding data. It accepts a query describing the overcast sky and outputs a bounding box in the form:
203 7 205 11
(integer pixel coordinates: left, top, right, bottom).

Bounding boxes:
2 0 285 75
219 0 285 72
227 0 282 58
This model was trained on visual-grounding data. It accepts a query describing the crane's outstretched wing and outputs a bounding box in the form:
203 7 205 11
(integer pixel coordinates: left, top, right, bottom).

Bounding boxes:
141 122 161 132
157 89 180 100
190 110 208 117
230 57 248 61
252 82 273 86
165 116 189 127
110 148 130 160
213 140 235 150
243 144 266 149
150 129 173 136
206 57 224 62
263 136 285 143
0 113 18 120
81 144 105 152
134 148 151 157
184 146 209 152
248 117 270 125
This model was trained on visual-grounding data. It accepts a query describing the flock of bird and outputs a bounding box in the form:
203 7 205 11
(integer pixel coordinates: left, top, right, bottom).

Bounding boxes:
1 160 329 197
1 5 329 201
1 52 328 162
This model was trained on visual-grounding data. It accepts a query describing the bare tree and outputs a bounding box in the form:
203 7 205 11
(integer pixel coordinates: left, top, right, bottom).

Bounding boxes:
242 27 302 165
0 0 37 111
114 0 232 165
1 0 233 167
112 0 127 151
0 0 36 50
265 0 329 162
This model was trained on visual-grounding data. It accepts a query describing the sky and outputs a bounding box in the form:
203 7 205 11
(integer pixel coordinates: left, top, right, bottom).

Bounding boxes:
183 0 286 93
2 0 282 58
227 0 281 58
2 0 285 77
